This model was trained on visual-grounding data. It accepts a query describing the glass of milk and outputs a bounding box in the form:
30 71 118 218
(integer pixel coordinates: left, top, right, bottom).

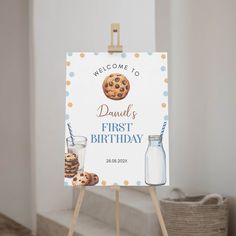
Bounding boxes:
66 136 87 172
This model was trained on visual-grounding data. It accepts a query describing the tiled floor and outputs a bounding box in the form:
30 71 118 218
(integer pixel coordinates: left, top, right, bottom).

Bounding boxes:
0 213 32 236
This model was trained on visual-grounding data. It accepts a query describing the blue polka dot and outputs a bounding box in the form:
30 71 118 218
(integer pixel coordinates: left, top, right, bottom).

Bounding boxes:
147 52 153 55
94 52 99 55
136 181 141 186
69 72 74 77
66 91 69 97
163 91 168 96
65 114 70 120
164 115 168 121
121 53 126 58
67 52 73 56
161 66 166 72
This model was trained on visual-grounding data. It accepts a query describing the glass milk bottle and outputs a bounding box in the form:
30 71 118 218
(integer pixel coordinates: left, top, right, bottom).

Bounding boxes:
145 135 166 186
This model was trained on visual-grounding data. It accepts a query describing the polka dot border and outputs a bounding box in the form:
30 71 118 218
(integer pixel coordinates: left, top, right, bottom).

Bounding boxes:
161 66 166 72
67 102 73 108
162 103 167 108
163 91 168 96
69 72 74 77
80 53 85 58
65 53 168 186
161 54 167 59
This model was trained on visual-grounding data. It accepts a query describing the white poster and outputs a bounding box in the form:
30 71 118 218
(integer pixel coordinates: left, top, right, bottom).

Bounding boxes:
64 52 169 186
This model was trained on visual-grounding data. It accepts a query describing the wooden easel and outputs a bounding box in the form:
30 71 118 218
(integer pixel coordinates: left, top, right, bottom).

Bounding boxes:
68 23 168 236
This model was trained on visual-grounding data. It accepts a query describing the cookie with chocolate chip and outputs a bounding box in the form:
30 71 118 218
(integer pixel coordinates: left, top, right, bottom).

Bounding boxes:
65 166 78 174
72 172 91 186
64 172 77 178
64 164 79 171
102 73 130 100
88 173 99 186
65 159 79 167
65 153 77 162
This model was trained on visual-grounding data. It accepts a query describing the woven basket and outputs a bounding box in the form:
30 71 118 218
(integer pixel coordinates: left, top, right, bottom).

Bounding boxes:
160 188 229 236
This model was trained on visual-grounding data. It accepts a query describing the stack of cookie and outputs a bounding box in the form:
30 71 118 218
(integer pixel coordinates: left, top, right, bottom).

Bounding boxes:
72 172 99 186
64 153 79 178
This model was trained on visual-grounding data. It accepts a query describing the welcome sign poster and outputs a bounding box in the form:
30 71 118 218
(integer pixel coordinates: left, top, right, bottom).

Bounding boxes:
64 52 169 186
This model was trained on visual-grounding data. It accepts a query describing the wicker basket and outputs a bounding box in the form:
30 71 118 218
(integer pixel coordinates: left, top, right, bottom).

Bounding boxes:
160 188 229 236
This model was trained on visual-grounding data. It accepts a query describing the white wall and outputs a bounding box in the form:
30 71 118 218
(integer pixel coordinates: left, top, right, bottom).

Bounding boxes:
156 0 236 235
31 0 156 218
202 2 236 234
0 0 31 229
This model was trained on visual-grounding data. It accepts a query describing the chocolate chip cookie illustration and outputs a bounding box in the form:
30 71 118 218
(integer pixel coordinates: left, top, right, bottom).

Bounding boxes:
72 172 91 186
102 73 130 100
88 173 99 186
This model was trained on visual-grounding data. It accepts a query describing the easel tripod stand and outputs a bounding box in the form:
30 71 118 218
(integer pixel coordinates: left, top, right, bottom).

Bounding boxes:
67 23 169 236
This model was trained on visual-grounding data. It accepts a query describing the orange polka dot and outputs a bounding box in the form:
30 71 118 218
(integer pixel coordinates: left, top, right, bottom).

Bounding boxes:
80 53 85 58
161 54 166 59
66 80 71 86
101 180 106 186
164 78 168 84
68 102 73 108
66 61 71 66
162 103 167 108
124 180 129 186
134 53 140 58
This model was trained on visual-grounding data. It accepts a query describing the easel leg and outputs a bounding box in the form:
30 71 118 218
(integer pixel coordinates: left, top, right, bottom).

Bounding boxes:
149 186 168 236
68 186 86 236
115 188 120 236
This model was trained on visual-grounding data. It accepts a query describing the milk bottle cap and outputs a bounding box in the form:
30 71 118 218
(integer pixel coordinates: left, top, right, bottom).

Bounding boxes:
148 135 161 141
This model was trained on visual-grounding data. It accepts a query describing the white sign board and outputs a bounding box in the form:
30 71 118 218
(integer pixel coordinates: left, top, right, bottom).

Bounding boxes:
64 52 169 186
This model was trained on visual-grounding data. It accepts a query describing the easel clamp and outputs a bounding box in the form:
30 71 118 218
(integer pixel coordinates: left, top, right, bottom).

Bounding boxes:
108 23 123 53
